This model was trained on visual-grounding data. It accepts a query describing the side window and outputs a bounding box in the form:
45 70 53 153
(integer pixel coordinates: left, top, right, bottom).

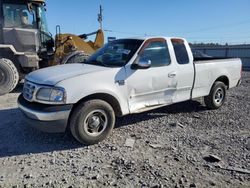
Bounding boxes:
171 39 190 64
3 4 36 29
139 41 171 67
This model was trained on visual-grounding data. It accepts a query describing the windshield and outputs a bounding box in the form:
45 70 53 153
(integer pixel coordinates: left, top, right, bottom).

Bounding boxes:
36 4 53 50
37 5 49 33
3 3 37 29
2 3 49 32
85 39 143 67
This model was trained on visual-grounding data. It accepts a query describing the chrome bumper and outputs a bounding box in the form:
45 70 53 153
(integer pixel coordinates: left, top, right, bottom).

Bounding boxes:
18 102 70 121
18 95 72 133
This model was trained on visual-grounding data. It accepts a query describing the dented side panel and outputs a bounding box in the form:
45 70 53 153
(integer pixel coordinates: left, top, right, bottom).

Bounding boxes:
125 62 178 113
124 37 195 113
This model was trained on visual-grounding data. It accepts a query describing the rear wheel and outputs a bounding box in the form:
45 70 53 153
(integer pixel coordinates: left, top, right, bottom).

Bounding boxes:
204 81 226 109
0 58 19 95
70 99 115 145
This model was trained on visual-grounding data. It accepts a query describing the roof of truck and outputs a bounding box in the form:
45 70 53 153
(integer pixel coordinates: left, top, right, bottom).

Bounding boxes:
0 0 45 3
29 0 45 3
120 36 186 41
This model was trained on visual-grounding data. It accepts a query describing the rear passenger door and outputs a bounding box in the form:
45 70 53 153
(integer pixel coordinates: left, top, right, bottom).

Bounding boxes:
125 38 178 113
171 39 194 102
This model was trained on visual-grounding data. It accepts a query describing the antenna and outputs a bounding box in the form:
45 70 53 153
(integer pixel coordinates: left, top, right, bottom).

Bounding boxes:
98 5 103 29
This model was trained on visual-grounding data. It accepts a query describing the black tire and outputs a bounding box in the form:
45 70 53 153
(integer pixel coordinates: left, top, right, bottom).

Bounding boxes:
204 81 226 109
0 58 19 95
70 99 115 145
62 51 90 64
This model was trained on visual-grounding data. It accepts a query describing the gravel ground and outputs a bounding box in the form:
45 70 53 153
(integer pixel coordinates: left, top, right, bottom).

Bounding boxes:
0 72 249 188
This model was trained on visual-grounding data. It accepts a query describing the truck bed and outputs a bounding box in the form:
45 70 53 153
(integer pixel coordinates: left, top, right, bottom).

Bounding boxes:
194 57 229 62
192 58 242 99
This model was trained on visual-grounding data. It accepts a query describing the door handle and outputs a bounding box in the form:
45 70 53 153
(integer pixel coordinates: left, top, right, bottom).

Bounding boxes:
168 72 176 78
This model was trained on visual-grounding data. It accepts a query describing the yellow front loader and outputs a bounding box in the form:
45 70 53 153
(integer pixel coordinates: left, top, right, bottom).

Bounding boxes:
50 28 104 65
50 5 105 66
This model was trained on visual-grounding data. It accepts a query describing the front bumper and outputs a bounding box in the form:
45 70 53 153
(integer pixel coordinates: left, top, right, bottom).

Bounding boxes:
18 95 73 133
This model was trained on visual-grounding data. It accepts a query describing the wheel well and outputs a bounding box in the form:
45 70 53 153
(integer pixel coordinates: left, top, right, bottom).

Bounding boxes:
215 76 229 89
0 49 21 71
0 48 16 60
71 93 123 117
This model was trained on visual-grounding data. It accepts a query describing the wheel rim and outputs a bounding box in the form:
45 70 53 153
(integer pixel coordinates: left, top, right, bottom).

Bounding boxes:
83 109 108 137
214 88 224 105
0 68 5 85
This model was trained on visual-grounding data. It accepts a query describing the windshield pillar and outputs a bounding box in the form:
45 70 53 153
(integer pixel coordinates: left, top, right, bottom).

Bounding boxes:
36 4 49 34
34 3 54 52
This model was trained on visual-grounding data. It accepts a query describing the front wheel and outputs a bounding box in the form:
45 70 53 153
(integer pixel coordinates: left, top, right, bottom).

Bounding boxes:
0 58 19 95
70 99 115 145
204 81 227 109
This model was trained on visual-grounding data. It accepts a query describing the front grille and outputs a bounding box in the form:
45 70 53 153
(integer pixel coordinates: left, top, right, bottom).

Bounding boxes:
23 80 37 101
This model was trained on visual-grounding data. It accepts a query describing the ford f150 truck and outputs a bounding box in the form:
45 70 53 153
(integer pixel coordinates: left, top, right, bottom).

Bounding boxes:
18 37 242 145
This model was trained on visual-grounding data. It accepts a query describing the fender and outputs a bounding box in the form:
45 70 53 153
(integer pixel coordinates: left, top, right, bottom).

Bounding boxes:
0 44 24 55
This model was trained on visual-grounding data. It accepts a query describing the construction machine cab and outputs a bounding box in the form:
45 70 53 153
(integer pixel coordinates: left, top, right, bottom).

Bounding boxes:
0 0 54 95
0 0 54 68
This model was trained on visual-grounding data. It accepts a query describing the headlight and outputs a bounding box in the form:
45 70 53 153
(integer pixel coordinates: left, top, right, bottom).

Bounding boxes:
36 87 66 104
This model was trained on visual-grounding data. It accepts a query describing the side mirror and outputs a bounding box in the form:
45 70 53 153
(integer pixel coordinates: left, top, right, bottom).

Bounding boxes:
131 59 151 70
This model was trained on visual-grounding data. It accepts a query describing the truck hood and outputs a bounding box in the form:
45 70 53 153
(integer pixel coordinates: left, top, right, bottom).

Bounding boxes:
26 64 108 85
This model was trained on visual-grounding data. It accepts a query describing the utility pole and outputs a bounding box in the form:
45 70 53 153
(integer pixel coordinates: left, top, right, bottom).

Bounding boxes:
98 5 103 30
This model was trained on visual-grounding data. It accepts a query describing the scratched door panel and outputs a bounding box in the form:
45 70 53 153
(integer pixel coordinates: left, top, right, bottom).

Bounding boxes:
125 40 178 113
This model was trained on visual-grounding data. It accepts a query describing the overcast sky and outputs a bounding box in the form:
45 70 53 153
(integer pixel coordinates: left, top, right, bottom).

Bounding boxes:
46 0 250 44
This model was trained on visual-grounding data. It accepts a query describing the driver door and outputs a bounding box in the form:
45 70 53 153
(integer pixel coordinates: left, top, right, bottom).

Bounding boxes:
125 38 178 113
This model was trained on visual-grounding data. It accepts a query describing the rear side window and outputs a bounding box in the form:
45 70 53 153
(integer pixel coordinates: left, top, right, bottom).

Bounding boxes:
171 39 189 64
139 41 171 67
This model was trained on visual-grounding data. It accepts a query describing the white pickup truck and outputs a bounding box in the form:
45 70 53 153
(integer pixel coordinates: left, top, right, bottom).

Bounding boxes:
18 37 242 145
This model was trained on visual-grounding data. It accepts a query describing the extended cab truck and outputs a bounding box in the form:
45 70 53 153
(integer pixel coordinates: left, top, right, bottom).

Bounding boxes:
17 37 242 145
